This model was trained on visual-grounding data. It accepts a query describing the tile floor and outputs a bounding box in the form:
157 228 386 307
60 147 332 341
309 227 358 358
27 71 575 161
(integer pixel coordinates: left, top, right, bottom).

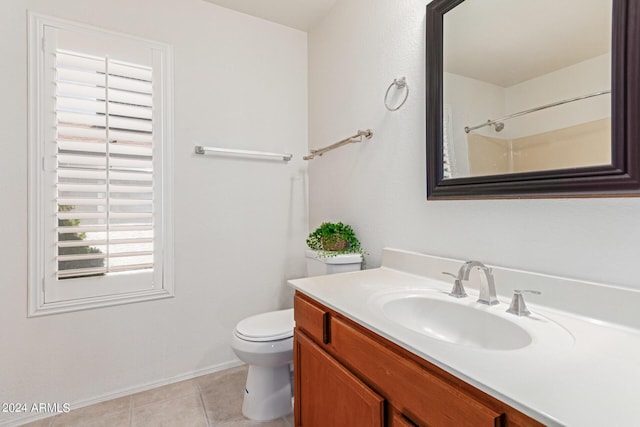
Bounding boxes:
21 365 293 427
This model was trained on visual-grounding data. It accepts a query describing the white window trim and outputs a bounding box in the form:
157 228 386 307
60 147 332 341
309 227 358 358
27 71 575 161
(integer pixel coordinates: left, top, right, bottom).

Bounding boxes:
28 12 175 316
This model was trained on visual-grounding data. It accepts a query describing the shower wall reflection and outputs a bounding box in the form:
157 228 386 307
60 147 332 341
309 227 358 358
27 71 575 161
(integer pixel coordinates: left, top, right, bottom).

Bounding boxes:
467 118 611 176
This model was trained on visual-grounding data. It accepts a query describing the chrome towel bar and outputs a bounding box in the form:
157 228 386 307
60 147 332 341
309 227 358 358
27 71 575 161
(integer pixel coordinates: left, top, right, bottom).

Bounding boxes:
304 129 373 161
195 146 292 162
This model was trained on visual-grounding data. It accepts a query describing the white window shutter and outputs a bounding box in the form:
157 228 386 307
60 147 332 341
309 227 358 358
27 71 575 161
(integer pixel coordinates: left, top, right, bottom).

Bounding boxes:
55 50 155 279
28 13 174 315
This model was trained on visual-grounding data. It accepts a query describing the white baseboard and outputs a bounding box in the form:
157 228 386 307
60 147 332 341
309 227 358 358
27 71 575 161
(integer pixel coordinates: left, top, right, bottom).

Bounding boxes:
0 359 245 427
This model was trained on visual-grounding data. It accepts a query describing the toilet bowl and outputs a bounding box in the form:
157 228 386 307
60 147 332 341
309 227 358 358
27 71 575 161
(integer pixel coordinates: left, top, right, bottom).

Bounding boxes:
231 250 363 421
231 309 294 421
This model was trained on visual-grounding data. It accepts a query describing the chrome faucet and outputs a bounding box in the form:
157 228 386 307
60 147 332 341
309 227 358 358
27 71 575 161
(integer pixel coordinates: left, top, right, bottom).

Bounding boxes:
457 261 499 306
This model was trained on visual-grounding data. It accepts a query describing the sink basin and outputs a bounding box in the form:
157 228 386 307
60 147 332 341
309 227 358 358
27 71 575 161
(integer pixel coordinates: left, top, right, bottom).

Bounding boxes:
380 294 531 350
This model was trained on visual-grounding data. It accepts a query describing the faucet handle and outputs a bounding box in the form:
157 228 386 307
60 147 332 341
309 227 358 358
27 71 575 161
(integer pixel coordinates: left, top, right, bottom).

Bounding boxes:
442 272 468 299
506 289 541 316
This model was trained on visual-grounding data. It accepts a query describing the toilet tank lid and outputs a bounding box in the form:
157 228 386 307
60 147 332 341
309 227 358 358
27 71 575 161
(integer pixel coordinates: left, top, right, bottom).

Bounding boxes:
235 308 294 341
305 250 363 265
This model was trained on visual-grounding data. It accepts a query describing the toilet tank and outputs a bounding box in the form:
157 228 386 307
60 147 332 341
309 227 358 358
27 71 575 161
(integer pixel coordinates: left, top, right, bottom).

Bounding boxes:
305 250 363 277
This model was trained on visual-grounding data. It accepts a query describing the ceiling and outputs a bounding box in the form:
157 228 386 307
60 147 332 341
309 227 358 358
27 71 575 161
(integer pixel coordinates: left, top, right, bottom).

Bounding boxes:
444 0 612 87
201 0 338 31
201 0 611 86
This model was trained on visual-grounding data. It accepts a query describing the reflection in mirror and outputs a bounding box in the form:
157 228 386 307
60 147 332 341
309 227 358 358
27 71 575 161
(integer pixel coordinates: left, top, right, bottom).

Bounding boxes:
442 0 612 179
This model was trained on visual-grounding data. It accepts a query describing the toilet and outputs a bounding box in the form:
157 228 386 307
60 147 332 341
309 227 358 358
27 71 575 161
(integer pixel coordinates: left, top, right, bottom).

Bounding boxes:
304 250 364 277
231 250 363 421
231 309 295 421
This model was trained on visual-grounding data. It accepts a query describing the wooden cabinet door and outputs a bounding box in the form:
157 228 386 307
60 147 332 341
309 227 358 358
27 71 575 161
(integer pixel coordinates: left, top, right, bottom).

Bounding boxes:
294 330 384 427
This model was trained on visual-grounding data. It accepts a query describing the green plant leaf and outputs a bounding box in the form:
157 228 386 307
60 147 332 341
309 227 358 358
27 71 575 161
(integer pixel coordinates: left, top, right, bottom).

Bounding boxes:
306 222 367 262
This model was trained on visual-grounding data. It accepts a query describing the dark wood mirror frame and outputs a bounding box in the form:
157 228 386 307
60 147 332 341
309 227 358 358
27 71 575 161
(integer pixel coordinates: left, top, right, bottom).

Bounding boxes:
426 0 640 200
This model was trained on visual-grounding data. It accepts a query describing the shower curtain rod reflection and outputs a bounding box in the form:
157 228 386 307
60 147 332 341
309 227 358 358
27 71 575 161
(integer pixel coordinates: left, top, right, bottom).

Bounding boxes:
464 90 611 134
304 129 373 160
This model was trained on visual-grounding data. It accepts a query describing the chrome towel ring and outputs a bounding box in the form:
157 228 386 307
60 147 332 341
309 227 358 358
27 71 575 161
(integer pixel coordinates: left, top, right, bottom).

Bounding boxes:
384 77 409 111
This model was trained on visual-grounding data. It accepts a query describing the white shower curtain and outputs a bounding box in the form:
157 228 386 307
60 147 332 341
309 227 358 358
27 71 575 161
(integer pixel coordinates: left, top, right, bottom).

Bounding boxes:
442 104 456 179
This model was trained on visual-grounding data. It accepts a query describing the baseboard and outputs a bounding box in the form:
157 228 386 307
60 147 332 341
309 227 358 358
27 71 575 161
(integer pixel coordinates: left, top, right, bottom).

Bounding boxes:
0 359 245 427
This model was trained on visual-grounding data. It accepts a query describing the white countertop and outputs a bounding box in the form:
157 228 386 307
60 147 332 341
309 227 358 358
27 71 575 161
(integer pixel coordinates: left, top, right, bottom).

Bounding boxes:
289 249 640 427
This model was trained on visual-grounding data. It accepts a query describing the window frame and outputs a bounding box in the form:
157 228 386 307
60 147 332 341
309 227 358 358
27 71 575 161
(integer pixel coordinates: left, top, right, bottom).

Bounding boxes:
28 12 175 316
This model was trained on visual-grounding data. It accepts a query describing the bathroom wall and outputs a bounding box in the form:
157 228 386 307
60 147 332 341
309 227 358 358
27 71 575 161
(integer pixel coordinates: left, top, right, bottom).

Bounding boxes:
0 0 307 424
506 53 611 138
308 0 640 290
443 72 507 176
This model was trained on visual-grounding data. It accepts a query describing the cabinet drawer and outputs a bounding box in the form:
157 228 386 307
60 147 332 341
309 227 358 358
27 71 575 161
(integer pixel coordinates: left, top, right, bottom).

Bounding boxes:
294 293 330 344
330 317 504 427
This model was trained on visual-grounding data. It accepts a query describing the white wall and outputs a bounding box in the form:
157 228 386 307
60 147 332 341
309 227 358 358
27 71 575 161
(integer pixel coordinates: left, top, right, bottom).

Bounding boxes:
308 0 640 290
0 0 307 424
506 53 611 137
443 72 507 175
444 53 611 148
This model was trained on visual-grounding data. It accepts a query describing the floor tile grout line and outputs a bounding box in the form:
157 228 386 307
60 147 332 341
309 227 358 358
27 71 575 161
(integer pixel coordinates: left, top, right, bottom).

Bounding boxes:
192 377 211 427
128 394 133 427
198 391 213 427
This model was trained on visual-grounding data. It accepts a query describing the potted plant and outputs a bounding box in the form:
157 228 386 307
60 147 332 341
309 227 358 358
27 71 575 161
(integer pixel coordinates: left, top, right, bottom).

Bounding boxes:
306 222 365 258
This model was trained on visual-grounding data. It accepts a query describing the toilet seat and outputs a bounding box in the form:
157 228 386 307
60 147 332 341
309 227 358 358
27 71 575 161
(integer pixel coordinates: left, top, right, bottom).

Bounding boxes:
235 308 294 342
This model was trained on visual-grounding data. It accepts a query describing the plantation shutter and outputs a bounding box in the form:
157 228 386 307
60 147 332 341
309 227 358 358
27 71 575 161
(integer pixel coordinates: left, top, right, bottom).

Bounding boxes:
29 14 173 315
55 49 155 279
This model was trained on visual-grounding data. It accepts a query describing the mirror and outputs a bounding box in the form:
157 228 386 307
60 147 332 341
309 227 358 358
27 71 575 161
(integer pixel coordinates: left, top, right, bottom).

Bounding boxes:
444 0 612 179
426 0 640 199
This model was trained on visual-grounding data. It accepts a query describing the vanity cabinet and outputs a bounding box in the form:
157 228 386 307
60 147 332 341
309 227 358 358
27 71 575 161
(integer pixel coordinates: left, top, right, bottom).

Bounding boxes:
293 292 544 427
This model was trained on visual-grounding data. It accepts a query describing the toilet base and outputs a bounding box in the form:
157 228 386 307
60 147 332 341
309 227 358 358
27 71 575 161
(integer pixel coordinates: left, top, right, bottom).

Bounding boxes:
242 364 293 421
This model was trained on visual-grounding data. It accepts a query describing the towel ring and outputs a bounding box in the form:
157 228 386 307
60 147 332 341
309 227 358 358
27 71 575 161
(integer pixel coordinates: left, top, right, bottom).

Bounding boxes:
384 77 409 111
